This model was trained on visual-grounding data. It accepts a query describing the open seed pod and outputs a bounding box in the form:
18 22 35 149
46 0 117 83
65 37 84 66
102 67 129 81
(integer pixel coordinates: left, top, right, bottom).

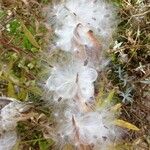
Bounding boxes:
0 97 33 150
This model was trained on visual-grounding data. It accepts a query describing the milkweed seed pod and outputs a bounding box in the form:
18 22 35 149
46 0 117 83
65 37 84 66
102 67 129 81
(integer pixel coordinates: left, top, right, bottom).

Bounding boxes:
0 97 33 150
46 61 98 102
44 103 121 150
0 97 32 131
45 0 117 70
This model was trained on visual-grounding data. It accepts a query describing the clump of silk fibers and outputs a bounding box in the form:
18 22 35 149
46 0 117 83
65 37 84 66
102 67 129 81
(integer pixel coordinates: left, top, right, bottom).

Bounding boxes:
45 0 117 51
46 60 98 102
43 0 118 70
0 97 33 150
43 102 122 150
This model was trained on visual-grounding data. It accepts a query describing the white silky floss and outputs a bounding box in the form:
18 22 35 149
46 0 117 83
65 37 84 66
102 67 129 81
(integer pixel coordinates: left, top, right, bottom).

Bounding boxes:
46 61 98 101
0 131 17 150
0 100 31 131
53 0 117 52
0 97 32 150
45 0 119 149
56 110 119 149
